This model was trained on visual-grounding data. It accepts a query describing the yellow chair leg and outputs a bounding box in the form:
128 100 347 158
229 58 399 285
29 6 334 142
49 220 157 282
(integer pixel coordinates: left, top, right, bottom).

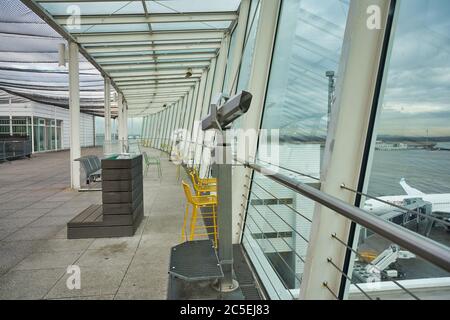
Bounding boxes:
181 204 190 242
213 206 218 247
189 205 198 241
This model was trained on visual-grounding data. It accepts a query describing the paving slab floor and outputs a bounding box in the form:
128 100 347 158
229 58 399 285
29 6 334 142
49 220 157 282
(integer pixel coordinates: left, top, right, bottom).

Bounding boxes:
0 147 189 300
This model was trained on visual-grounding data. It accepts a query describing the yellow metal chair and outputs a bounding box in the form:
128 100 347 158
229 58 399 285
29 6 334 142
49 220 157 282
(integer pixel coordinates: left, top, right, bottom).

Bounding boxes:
181 181 218 247
192 168 217 186
189 172 217 196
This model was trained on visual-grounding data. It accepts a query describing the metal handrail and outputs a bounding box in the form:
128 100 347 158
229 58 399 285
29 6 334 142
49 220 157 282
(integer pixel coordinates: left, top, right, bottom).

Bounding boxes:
239 160 450 273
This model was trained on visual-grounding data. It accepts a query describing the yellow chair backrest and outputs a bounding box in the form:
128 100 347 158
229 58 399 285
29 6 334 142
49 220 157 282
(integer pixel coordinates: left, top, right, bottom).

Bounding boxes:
189 171 199 185
193 168 200 177
182 181 194 203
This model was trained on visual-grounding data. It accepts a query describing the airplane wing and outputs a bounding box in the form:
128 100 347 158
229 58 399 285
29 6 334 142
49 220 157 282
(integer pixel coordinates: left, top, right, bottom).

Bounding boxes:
399 178 425 196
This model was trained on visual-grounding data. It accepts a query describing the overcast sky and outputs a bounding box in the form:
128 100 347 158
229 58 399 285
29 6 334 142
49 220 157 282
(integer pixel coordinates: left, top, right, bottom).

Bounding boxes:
378 0 450 137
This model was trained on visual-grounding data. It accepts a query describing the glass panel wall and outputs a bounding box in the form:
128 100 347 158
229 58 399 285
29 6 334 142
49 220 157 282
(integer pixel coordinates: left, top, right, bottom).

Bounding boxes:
12 117 30 136
350 0 450 299
242 0 349 299
0 117 32 138
0 117 10 135
236 0 261 93
32 116 62 152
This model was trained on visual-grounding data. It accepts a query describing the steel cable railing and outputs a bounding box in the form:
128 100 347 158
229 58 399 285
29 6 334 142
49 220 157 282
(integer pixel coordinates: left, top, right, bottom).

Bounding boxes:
330 233 420 300
243 183 310 245
238 159 450 275
243 187 307 263
240 162 425 299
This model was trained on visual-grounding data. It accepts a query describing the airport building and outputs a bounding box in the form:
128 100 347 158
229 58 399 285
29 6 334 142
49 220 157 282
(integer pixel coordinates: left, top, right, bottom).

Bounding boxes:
0 0 449 301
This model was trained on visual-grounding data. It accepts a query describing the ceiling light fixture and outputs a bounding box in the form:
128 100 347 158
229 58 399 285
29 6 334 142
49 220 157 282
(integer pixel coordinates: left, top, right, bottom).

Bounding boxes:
185 68 193 78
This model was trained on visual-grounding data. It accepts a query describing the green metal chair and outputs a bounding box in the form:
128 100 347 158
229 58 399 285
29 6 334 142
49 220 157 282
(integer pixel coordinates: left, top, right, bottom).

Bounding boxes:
142 151 162 179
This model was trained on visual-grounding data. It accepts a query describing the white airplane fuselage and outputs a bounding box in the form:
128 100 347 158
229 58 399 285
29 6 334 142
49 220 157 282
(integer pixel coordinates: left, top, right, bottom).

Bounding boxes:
364 194 450 214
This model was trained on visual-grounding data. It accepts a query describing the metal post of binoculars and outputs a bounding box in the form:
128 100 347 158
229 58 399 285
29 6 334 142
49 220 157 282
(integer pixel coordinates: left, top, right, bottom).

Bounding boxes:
201 91 252 293
211 128 237 292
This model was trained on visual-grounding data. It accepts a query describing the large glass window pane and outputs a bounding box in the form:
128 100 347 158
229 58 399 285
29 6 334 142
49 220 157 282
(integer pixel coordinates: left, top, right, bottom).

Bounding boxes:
222 29 238 95
46 119 52 151
0 117 10 136
231 0 261 134
352 0 450 299
71 24 149 34
57 121 62 150
242 0 349 300
236 0 260 92
42 2 143 15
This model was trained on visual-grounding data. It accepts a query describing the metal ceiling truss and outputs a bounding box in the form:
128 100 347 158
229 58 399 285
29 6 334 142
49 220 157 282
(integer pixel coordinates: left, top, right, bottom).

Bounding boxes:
54 12 238 25
21 0 237 115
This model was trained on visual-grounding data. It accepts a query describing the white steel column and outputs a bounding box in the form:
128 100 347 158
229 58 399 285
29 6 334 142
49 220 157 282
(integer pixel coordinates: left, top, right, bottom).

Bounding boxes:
192 71 208 163
232 0 281 244
104 78 112 142
147 114 155 147
193 71 208 123
159 111 165 149
201 58 216 117
142 116 148 143
117 92 125 143
299 0 392 300
156 112 162 148
161 109 168 149
187 85 198 134
175 100 182 131
150 113 156 147
9 98 12 136
123 102 128 141
210 35 229 102
54 107 58 150
69 41 81 190
182 90 192 130
30 110 34 153
167 105 175 142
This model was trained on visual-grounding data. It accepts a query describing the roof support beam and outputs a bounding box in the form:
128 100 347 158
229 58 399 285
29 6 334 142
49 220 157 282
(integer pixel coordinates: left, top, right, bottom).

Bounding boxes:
114 75 200 82
124 91 189 96
127 98 184 104
116 79 197 85
74 31 225 44
128 101 179 107
85 42 221 54
54 12 238 25
122 84 193 90
110 69 204 77
123 89 191 95
20 0 124 98
95 53 216 64
102 61 210 71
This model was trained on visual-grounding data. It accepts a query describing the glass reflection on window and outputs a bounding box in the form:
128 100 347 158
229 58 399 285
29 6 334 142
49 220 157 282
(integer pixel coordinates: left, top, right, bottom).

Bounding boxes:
352 0 450 299
242 0 349 300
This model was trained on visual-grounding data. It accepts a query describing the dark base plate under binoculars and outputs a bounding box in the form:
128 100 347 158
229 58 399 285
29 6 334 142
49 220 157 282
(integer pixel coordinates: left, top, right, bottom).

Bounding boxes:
167 241 261 300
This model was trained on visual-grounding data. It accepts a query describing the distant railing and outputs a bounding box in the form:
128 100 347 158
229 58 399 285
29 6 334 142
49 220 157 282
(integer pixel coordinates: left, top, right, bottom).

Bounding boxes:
103 138 142 156
0 139 32 162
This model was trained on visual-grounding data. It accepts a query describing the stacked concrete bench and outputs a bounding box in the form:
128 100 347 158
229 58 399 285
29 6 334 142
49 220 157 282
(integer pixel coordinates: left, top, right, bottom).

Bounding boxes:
67 154 144 239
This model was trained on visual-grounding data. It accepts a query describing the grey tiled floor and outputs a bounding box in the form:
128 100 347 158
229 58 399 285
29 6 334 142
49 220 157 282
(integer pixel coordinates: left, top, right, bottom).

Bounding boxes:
0 147 187 299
